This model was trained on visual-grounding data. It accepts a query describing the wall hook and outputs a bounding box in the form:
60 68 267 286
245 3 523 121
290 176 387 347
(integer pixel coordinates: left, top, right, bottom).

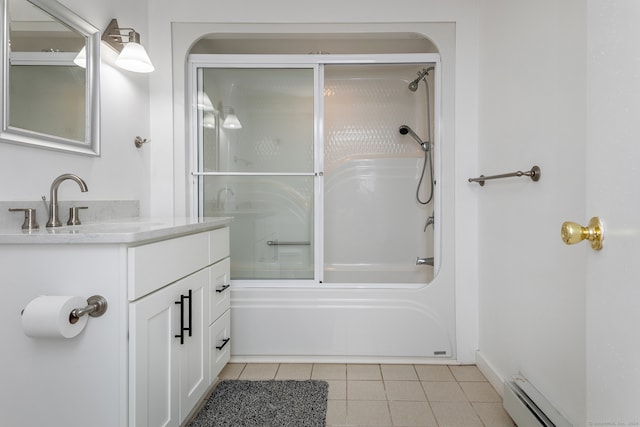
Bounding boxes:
134 136 150 148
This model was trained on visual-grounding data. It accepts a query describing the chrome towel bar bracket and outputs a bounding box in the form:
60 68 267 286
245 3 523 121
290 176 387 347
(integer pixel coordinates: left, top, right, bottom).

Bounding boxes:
468 165 540 186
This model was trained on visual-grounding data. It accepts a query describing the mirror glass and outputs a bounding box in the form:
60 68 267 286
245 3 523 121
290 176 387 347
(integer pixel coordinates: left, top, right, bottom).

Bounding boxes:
1 0 100 155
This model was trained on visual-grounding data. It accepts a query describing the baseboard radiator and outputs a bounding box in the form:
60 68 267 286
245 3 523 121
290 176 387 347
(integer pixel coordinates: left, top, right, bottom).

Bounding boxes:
503 376 572 427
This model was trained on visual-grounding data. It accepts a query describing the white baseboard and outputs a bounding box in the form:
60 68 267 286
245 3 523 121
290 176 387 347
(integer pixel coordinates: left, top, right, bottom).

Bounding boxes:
475 350 506 398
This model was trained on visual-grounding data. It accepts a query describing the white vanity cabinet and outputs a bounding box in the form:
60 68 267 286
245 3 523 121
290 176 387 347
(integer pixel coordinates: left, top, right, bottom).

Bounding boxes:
0 218 231 427
129 227 231 427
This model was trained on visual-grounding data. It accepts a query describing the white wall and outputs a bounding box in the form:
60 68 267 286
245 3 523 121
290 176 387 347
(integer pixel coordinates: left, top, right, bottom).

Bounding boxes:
0 0 151 214
477 0 586 425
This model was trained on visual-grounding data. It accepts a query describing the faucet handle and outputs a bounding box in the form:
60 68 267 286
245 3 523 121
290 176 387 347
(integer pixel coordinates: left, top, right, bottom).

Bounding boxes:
9 208 39 230
67 206 88 226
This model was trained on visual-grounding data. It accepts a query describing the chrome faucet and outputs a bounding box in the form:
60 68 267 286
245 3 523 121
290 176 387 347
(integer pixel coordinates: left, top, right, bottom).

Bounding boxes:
46 173 88 227
416 257 434 266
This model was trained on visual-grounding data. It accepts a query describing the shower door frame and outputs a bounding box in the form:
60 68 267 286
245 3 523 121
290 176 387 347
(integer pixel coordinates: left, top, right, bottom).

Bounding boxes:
188 53 441 289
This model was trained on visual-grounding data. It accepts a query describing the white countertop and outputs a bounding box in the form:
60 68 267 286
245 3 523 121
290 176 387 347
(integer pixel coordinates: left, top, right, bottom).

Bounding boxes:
0 217 233 244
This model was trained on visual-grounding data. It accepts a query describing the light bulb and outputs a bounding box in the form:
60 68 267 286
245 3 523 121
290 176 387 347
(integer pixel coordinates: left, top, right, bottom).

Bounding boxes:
116 42 154 73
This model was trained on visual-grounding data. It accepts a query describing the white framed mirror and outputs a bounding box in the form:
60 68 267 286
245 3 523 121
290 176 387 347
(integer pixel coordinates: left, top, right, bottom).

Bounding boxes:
0 0 100 156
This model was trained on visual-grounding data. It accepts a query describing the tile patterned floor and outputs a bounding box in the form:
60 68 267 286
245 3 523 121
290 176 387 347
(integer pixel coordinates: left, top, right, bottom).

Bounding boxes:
218 363 516 427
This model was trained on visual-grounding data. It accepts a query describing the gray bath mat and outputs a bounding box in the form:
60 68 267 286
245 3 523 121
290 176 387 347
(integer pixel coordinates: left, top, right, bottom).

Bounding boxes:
188 380 328 427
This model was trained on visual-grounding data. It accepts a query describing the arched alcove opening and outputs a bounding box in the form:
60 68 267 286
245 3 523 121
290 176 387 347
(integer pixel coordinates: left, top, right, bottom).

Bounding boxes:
190 32 439 55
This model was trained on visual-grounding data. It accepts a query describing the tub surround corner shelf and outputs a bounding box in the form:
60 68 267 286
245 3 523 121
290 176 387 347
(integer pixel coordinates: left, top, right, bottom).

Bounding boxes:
0 217 232 427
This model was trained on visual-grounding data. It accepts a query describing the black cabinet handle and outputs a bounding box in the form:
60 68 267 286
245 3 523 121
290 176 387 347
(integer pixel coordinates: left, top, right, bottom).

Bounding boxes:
186 289 192 337
215 284 230 293
216 338 230 350
174 289 193 344
174 295 185 345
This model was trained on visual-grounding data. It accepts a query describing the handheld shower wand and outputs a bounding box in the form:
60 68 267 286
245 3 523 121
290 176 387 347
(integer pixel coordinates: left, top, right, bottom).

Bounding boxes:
399 125 434 206
399 125 429 152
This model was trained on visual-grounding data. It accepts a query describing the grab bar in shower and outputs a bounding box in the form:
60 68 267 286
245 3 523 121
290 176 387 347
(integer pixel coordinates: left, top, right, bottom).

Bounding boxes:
267 240 311 246
468 165 540 186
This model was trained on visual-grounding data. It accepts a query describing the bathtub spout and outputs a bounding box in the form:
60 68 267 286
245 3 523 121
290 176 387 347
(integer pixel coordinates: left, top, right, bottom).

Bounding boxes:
416 257 434 266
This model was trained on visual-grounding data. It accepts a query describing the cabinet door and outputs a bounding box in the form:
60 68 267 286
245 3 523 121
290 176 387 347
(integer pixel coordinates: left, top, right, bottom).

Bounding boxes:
129 283 179 427
176 269 210 424
130 268 210 427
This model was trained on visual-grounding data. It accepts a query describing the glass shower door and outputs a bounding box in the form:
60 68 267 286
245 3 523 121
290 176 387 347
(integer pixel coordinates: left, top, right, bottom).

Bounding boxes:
195 67 316 280
323 64 436 284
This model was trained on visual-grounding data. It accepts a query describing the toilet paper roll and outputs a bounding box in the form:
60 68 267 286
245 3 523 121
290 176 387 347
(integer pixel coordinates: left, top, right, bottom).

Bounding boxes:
21 296 89 338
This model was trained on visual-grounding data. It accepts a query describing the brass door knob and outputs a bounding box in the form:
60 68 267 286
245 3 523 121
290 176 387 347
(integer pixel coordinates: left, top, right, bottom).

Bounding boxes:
561 217 604 250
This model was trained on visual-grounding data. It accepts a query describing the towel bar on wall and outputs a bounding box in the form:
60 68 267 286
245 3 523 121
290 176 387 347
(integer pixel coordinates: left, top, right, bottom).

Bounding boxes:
468 165 540 186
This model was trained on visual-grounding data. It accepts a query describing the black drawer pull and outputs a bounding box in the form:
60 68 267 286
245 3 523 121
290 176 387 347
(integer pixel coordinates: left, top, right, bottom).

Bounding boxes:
215 284 230 293
216 338 230 350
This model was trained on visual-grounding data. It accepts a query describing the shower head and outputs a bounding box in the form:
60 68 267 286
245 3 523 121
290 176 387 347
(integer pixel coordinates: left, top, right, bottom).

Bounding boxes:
408 67 435 92
408 78 422 92
399 125 429 152
409 77 422 92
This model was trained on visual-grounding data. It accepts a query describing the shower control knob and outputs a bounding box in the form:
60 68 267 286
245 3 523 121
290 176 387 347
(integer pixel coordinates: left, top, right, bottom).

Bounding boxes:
9 208 39 230
67 206 88 226
561 217 604 250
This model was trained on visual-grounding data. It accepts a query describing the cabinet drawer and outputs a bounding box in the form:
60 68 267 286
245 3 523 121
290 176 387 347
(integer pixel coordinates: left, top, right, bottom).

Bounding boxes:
128 232 210 300
209 310 231 383
209 258 231 325
209 227 230 264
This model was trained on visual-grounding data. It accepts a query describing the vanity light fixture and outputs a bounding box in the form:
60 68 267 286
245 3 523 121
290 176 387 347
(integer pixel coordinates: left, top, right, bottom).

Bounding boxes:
222 108 242 129
101 19 154 73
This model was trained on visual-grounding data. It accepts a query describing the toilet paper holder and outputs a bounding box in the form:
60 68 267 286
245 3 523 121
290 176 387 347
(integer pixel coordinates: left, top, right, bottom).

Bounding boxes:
70 295 108 321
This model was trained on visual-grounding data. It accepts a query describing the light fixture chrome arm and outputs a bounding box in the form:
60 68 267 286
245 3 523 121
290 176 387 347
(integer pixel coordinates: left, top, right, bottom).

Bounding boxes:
101 19 134 52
